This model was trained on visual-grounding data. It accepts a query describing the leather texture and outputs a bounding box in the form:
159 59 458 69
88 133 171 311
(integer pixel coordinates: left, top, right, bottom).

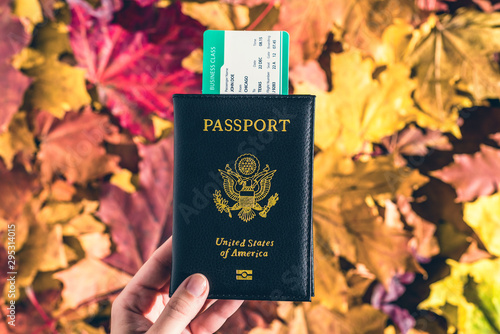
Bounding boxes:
170 94 315 301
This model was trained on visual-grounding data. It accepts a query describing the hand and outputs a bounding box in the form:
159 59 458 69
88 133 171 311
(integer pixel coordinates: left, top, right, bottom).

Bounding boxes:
111 237 243 333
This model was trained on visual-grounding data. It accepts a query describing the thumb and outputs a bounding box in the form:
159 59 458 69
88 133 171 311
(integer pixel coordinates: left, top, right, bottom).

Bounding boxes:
149 274 209 334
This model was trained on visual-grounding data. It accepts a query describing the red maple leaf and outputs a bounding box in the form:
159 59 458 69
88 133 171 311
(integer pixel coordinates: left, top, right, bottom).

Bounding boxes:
67 0 204 141
34 108 120 184
97 136 174 275
0 0 31 133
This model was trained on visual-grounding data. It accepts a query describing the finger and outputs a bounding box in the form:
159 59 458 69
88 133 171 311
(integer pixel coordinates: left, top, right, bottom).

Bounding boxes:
200 299 218 313
189 299 244 334
149 274 209 334
117 237 173 315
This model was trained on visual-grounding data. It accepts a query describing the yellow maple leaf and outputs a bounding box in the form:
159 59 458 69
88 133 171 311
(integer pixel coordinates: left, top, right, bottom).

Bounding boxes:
22 53 91 118
403 10 500 137
14 20 90 118
313 153 428 287
295 50 418 155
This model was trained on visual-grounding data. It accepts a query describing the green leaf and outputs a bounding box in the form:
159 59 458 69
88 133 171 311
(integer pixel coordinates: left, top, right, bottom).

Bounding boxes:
420 259 500 334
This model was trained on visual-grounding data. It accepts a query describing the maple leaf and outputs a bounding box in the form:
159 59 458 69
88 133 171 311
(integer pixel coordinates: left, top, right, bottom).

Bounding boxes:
35 108 120 184
295 50 420 155
97 136 174 275
13 19 91 118
0 0 31 133
463 192 500 256
54 257 131 310
68 0 203 140
419 258 500 334
405 10 500 136
313 153 428 287
431 144 500 202
18 50 91 118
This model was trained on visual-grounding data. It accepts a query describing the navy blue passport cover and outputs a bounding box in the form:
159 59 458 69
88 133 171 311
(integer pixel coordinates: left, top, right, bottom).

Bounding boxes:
170 94 314 301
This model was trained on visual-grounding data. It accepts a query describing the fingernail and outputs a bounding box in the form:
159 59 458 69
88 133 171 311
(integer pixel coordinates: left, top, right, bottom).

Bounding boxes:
186 274 207 297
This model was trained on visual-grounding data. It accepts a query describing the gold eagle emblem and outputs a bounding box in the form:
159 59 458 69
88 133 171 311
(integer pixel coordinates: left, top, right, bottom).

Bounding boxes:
213 153 279 222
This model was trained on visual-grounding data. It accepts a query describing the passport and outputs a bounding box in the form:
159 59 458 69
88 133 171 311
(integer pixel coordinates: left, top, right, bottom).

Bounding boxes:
170 94 315 301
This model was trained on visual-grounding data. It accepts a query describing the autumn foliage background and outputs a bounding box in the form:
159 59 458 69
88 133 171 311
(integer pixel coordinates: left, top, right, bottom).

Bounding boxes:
1 0 500 333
